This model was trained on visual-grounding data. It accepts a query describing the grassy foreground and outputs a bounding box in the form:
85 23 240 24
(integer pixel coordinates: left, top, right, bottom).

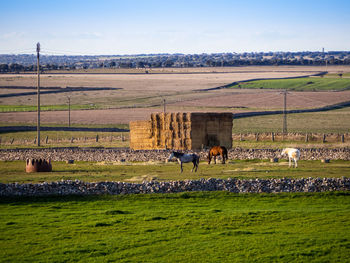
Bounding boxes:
0 192 349 262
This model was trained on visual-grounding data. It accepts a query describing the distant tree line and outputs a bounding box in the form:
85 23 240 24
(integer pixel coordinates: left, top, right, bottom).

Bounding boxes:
1 51 350 72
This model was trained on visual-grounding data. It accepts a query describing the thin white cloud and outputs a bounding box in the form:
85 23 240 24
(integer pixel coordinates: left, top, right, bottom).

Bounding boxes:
1 31 26 40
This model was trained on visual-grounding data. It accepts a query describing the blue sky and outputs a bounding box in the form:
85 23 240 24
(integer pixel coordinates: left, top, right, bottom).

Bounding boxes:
0 0 349 55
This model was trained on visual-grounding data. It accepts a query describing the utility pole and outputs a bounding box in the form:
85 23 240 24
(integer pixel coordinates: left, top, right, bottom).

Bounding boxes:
282 89 288 134
68 96 71 127
36 42 41 146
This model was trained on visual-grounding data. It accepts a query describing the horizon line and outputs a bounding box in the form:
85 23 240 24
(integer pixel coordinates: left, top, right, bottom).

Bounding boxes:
1 50 350 57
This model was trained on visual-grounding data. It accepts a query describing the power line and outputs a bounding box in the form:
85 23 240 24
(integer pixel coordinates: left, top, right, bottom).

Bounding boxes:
0 48 36 54
41 48 106 56
0 47 101 56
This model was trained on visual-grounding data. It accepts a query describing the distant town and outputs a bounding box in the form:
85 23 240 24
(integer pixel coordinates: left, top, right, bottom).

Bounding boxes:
0 51 350 72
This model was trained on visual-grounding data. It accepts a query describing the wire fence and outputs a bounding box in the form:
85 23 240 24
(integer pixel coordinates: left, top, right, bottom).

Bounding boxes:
1 132 348 147
0 134 129 147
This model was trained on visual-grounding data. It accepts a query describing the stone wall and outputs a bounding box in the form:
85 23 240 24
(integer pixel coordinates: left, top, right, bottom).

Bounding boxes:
130 112 232 150
1 148 349 162
1 177 349 197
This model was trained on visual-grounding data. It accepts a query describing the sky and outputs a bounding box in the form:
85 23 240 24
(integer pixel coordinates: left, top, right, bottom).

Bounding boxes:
0 0 349 55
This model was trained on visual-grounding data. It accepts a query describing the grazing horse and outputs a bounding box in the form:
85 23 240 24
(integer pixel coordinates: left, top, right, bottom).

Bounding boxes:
281 148 300 168
208 146 228 164
168 151 199 173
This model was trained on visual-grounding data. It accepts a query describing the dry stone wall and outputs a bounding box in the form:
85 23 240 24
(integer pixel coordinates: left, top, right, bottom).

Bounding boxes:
0 148 349 162
1 177 349 197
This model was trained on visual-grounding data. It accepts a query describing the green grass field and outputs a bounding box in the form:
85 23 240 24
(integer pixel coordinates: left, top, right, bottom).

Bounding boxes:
233 108 350 133
0 130 129 148
0 123 129 148
1 159 349 184
231 76 350 91
1 192 349 262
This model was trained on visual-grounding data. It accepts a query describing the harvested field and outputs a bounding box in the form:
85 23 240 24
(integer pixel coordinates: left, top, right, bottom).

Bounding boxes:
1 91 350 125
1 66 350 124
176 90 350 110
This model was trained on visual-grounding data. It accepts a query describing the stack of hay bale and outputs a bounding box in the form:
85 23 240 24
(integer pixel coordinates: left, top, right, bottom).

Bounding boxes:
130 112 232 150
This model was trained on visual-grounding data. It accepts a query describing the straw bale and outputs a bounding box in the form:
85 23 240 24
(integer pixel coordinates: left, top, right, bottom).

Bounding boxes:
130 112 232 150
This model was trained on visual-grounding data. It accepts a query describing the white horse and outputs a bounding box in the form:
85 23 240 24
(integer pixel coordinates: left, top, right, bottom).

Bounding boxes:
168 151 199 173
281 148 300 168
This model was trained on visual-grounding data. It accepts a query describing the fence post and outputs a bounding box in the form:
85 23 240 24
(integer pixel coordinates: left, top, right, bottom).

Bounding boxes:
255 133 259 141
10 138 14 145
305 133 308 142
341 134 345 143
45 136 48 144
96 134 99 142
240 133 243 141
71 137 74 143
322 134 326 143
271 132 274 142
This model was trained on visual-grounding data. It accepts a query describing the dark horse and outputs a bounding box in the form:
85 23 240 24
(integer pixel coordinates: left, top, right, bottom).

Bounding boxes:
208 146 228 164
168 151 199 173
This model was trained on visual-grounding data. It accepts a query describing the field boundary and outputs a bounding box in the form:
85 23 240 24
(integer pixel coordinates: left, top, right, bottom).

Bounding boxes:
1 147 349 161
0 126 128 133
0 131 348 146
1 177 349 196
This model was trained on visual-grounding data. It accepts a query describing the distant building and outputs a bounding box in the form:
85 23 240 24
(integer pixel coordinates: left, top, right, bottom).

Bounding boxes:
130 112 232 150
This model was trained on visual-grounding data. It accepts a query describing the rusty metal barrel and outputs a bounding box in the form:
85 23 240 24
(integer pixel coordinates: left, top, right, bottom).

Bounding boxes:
26 159 52 173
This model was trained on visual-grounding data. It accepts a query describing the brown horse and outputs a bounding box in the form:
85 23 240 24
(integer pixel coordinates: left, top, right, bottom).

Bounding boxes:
208 146 228 164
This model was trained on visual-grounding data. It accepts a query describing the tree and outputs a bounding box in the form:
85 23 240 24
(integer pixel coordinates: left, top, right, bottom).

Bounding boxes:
0 64 9 72
163 60 174 67
136 61 145 68
9 63 23 72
